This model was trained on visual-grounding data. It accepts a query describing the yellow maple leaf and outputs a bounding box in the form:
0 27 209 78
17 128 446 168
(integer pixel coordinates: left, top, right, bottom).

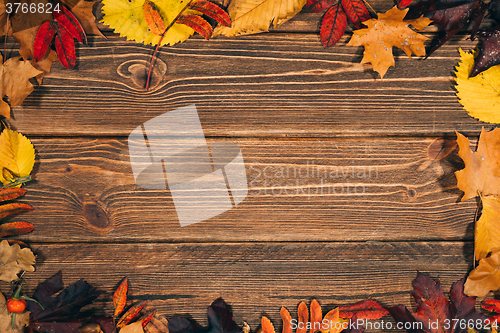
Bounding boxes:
0 128 35 186
100 0 198 46
212 0 305 37
465 251 500 297
455 48 500 123
0 55 42 118
347 6 431 79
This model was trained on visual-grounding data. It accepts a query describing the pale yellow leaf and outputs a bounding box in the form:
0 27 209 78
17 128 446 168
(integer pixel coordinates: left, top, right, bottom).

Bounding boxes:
212 0 305 37
0 240 35 282
0 128 35 186
455 48 500 123
120 322 145 333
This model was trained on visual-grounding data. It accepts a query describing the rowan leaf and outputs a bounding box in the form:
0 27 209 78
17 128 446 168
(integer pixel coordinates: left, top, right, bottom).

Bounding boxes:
139 309 155 328
261 316 275 333
455 128 500 201
177 13 212 39
0 221 34 238
0 56 42 118
305 0 335 13
339 300 389 320
0 203 33 220
117 301 147 328
310 299 322 331
53 2 87 43
212 0 306 37
189 0 231 27
113 277 128 317
297 301 308 333
143 0 166 36
0 239 35 282
341 0 370 29
54 24 77 69
0 188 26 202
465 251 500 297
346 6 431 78
101 0 198 46
280 307 292 333
60 0 105 38
34 21 57 62
0 128 35 186
320 4 348 47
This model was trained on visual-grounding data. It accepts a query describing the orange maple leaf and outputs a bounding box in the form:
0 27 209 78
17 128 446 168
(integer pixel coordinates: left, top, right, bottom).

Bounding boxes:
465 251 500 296
347 6 431 79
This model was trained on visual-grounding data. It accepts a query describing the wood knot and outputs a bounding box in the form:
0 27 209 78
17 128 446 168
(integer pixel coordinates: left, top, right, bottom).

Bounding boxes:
117 58 167 91
82 202 111 231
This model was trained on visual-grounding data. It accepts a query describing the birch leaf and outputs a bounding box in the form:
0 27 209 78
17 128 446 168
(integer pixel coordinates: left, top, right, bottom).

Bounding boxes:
212 0 306 37
0 128 35 186
0 240 35 282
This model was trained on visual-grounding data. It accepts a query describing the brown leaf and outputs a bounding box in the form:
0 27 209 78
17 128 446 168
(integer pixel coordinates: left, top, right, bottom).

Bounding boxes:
347 6 431 78
0 292 30 333
144 316 169 333
113 277 128 317
465 251 500 297
0 239 35 282
120 322 145 333
456 128 500 201
0 55 43 118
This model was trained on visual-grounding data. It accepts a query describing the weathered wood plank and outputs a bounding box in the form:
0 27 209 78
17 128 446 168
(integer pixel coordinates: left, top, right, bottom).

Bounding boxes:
10 136 477 242
15 242 474 332
8 33 490 137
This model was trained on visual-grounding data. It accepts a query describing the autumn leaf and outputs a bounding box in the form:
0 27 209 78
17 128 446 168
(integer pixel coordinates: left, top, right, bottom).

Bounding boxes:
454 48 500 123
465 251 500 297
212 0 306 37
0 292 30 333
117 301 147 328
320 4 348 47
114 277 128 317
121 322 145 333
471 26 500 77
61 0 105 38
339 300 389 320
481 299 500 324
388 272 486 333
341 0 370 29
0 55 42 118
347 6 431 79
0 239 35 282
0 128 35 186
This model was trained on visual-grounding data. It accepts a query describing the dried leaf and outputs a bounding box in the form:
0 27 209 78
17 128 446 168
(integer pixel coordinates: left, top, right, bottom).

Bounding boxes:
310 300 322 332
118 301 147 328
189 0 231 27
341 0 370 29
465 251 500 297
280 307 292 333
0 188 26 202
347 6 431 79
0 203 33 221
322 308 344 333
140 310 156 328
53 3 87 43
212 0 306 37
471 26 500 76
34 21 57 62
320 4 347 47
305 0 335 13
297 301 308 333
61 0 105 38
0 128 36 186
0 239 35 282
455 128 500 202
113 277 128 317
0 56 43 118
455 48 500 123
0 292 30 333
339 300 389 320
261 316 275 333
0 221 34 238
177 13 212 39
54 24 77 69
143 0 166 36
144 316 169 333
121 322 146 333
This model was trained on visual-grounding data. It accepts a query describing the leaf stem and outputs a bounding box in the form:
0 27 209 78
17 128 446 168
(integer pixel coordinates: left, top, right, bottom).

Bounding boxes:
145 0 194 90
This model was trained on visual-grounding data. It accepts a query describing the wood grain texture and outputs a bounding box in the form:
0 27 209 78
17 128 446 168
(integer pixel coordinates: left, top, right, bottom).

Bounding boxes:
8 33 491 137
9 136 477 243
18 242 474 332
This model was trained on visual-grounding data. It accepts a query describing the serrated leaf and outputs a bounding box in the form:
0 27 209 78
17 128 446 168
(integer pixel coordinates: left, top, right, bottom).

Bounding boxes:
34 21 57 62
341 0 370 29
320 3 348 47
177 13 212 39
54 4 87 43
471 27 500 77
0 222 34 238
143 0 166 36
117 301 147 328
190 0 231 27
212 0 306 37
0 128 35 186
54 24 77 69
113 277 128 317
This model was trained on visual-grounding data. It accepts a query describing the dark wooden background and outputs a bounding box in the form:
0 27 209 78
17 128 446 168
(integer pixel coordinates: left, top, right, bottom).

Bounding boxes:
2 0 495 331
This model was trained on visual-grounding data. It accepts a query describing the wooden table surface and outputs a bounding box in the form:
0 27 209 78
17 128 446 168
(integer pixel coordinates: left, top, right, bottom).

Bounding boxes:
3 0 491 331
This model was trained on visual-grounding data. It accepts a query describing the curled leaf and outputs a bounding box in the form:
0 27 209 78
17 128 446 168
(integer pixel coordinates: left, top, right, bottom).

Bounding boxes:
34 21 57 62
0 188 26 202
465 251 500 297
0 239 35 282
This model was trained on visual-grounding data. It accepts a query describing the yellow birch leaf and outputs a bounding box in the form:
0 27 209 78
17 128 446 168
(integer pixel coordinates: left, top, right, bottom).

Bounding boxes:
0 128 35 186
212 0 306 37
100 0 198 46
455 48 500 123
475 195 500 260
347 6 431 79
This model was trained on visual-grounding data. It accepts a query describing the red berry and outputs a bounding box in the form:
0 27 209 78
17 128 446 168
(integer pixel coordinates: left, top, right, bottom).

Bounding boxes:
6 297 26 313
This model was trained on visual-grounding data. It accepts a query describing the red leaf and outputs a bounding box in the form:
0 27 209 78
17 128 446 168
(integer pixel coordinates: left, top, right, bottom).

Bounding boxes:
305 0 336 13
0 188 26 203
397 0 413 7
341 0 370 29
339 300 389 320
0 203 33 220
117 301 147 328
0 221 34 237
177 14 212 39
140 310 156 328
189 0 231 27
320 4 347 47
113 277 128 317
53 4 86 44
54 24 76 69
143 0 166 36
34 21 57 62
